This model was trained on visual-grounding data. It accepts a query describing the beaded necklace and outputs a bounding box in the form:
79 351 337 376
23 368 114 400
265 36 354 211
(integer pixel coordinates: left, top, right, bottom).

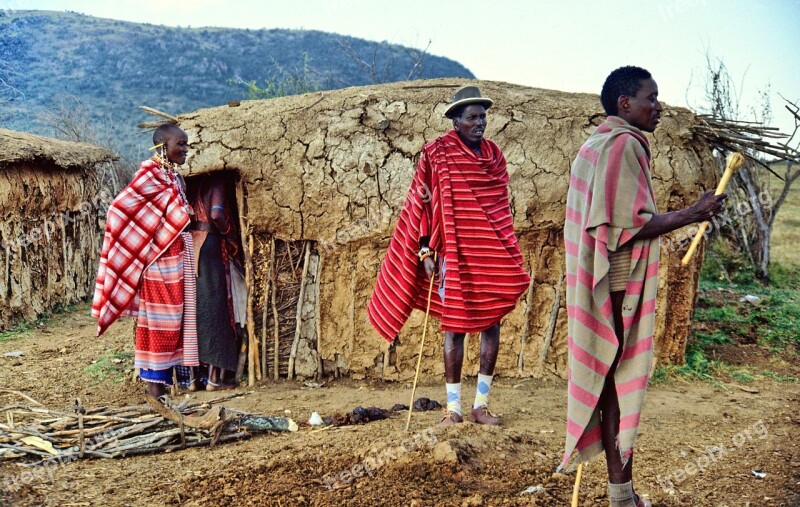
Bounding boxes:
152 153 194 215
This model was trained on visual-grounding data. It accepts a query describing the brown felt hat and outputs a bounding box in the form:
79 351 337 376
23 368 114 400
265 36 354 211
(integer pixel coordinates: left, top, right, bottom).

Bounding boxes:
444 85 493 118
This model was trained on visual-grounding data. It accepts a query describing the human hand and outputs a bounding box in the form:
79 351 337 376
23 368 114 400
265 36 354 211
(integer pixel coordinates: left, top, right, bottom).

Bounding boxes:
422 256 437 277
691 191 727 222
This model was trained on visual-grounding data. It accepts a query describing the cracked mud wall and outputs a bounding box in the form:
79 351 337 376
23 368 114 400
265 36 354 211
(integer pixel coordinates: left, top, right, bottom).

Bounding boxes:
180 78 717 379
0 161 103 330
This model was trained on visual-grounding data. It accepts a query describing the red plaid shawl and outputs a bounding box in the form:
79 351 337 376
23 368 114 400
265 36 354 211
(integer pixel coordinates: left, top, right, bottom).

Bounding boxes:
92 159 191 336
368 130 530 341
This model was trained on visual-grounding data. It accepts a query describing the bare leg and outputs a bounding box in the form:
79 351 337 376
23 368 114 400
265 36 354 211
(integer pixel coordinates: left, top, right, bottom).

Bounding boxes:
208 366 234 390
443 331 465 383
188 366 199 391
146 382 166 398
601 291 633 484
478 323 500 375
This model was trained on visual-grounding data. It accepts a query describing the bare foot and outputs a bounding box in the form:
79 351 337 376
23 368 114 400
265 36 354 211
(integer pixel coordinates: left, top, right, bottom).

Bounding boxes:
206 382 236 391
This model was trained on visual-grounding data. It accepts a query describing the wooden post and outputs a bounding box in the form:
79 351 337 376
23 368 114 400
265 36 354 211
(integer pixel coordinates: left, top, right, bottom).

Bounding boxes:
517 274 535 371
314 251 324 379
247 234 258 383
272 237 280 380
287 242 311 379
261 239 274 381
540 270 565 366
235 178 259 386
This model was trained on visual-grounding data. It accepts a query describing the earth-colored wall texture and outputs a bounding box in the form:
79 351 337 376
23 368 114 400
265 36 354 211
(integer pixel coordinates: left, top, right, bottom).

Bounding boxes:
180 79 717 379
0 161 105 330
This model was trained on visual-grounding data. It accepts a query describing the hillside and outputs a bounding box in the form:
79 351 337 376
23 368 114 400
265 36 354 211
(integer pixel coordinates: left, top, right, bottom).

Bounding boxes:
0 10 473 163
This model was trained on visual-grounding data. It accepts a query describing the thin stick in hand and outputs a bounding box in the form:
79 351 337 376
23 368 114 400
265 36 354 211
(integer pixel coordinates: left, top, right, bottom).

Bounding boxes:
405 275 436 431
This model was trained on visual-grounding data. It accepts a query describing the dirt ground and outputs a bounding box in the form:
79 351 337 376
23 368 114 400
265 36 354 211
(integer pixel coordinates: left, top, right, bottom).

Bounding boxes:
1 306 798 507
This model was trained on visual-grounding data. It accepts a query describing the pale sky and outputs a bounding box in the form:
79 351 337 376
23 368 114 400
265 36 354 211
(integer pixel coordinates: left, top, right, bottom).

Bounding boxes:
10 0 800 135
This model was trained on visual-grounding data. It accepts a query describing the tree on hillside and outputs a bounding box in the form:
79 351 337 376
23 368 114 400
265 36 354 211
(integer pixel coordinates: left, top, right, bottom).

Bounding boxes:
231 52 321 100
37 95 134 193
0 60 24 111
692 55 800 281
336 37 431 85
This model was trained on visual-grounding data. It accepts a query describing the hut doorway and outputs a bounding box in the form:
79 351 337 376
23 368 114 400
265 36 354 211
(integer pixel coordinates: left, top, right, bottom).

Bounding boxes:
187 171 321 383
183 171 246 385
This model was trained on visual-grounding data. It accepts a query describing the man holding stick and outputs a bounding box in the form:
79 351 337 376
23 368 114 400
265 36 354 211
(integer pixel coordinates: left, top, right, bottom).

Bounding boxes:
368 85 530 426
560 66 725 506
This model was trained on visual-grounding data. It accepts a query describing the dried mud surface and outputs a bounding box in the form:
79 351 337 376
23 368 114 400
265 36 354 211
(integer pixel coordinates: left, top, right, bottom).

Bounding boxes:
1 307 798 506
177 79 718 379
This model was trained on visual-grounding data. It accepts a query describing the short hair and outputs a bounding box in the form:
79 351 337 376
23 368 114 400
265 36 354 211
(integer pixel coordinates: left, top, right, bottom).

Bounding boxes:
152 124 183 146
600 66 652 116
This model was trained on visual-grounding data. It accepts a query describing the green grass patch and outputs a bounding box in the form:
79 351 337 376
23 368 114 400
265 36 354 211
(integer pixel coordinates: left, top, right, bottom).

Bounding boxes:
0 321 35 343
652 341 723 384
693 306 745 325
656 262 799 384
83 351 134 384
693 329 733 346
0 302 82 343
760 370 799 383
749 290 800 348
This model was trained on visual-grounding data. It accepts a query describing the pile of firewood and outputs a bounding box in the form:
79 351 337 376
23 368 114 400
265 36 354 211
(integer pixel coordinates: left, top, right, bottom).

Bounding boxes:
0 390 296 464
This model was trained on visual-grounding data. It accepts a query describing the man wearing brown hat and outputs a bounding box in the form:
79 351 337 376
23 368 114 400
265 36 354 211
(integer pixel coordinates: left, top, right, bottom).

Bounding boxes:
368 85 530 426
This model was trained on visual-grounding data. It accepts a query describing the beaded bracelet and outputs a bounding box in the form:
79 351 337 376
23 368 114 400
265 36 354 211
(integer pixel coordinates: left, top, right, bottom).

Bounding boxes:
419 251 436 262
418 247 437 262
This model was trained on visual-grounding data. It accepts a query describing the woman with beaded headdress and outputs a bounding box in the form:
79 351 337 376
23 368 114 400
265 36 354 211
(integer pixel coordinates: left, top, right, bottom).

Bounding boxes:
92 124 197 398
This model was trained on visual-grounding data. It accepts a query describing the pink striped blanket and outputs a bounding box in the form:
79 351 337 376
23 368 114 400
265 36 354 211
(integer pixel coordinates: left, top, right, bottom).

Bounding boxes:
561 116 660 470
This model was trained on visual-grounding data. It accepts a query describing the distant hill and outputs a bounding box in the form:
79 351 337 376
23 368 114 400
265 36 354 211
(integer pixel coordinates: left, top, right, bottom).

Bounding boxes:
0 10 474 163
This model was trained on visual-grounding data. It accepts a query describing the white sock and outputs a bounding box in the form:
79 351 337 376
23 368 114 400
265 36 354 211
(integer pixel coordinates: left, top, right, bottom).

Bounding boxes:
473 373 493 409
445 382 462 415
608 481 637 507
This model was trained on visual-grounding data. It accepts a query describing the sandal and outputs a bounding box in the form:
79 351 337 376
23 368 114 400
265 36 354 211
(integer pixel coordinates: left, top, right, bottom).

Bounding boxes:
438 410 464 427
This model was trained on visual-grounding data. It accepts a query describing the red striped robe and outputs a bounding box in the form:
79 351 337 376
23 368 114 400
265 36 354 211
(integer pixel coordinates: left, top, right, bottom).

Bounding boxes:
367 130 530 341
561 116 660 470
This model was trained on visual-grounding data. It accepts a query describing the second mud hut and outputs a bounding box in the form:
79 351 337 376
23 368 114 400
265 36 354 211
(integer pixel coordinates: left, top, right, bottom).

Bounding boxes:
0 128 114 330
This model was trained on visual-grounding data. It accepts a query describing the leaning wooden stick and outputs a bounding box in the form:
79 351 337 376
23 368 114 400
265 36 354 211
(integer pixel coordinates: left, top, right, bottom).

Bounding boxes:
405 275 436 431
681 152 746 266
571 462 584 507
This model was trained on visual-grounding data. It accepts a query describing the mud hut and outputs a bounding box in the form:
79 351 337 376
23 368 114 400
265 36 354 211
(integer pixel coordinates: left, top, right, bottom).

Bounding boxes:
0 129 114 330
177 79 717 381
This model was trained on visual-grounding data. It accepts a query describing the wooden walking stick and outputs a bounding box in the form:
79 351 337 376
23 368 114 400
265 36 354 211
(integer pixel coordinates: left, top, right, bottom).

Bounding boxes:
405 274 437 431
571 462 584 507
681 152 746 266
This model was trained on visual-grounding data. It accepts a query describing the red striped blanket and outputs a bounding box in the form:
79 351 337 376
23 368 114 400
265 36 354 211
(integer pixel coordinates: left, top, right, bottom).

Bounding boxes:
367 130 530 341
92 159 191 337
561 116 660 470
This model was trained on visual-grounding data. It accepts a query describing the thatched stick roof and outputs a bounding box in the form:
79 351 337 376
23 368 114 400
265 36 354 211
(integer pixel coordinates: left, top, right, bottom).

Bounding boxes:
0 128 116 171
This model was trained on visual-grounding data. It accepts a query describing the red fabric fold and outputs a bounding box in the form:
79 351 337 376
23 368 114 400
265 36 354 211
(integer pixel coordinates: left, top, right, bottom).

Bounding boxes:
368 130 530 341
92 159 191 336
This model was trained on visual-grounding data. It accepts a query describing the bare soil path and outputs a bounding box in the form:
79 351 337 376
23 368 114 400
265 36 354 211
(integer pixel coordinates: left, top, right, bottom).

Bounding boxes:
1 307 798 506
